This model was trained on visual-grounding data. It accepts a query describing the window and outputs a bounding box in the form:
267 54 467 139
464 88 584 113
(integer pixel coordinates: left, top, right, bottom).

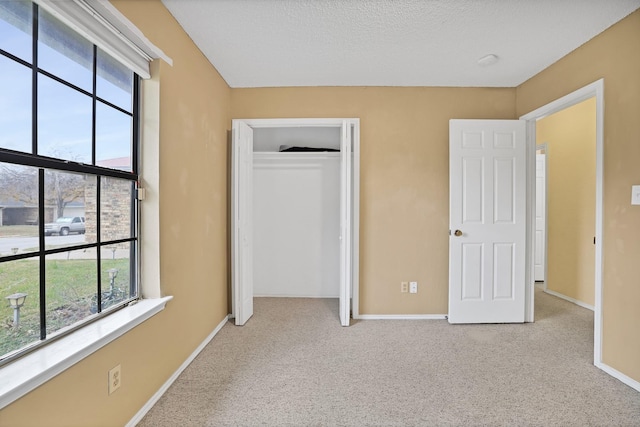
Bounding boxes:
0 1 139 365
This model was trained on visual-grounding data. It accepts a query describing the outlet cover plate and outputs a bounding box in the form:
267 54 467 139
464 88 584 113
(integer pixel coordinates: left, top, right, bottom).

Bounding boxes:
108 364 121 395
409 281 418 293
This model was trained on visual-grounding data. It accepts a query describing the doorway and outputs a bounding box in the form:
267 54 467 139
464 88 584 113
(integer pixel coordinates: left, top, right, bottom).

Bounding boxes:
231 118 360 327
521 79 604 366
534 99 596 309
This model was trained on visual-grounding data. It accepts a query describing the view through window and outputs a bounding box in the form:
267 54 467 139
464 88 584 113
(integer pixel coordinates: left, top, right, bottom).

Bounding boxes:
0 0 139 363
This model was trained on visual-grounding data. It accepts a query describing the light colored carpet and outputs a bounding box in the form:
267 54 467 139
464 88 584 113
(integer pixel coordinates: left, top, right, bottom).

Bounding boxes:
138 289 640 426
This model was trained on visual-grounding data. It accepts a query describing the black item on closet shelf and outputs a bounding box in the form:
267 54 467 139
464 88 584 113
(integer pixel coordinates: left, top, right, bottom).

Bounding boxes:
279 145 339 152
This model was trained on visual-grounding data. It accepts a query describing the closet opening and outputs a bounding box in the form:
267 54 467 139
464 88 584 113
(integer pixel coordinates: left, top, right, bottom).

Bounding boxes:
231 119 360 326
253 127 341 299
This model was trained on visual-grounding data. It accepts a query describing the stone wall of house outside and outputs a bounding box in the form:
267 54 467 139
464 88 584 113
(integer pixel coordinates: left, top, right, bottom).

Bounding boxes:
84 178 133 246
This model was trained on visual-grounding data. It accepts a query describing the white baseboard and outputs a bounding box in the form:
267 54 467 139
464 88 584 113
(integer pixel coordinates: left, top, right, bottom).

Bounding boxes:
254 294 339 298
544 289 594 311
596 361 640 393
355 314 447 320
126 316 229 427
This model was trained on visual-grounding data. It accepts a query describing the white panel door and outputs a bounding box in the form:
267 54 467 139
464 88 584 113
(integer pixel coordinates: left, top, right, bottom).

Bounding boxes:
339 121 352 327
231 120 254 326
534 153 546 281
449 120 527 323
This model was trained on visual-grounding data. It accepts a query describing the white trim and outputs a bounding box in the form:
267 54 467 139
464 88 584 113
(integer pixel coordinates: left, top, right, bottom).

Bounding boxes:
355 314 447 320
0 297 172 410
339 120 352 326
253 152 340 161
520 82 602 121
254 294 339 298
544 289 595 311
34 0 171 79
596 362 640 393
126 316 229 427
520 78 604 366
535 143 548 287
139 61 162 299
253 163 326 171
241 118 352 128
351 122 361 319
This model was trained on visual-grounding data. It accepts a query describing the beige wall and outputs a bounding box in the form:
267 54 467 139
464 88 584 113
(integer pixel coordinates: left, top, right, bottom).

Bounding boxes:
536 98 596 306
0 1 231 425
517 10 640 383
232 87 516 314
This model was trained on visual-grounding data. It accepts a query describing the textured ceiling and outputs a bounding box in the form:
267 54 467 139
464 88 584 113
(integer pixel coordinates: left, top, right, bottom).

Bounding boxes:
161 0 640 88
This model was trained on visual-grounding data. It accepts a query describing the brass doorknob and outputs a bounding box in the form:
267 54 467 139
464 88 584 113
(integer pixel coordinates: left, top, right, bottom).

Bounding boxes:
454 230 463 237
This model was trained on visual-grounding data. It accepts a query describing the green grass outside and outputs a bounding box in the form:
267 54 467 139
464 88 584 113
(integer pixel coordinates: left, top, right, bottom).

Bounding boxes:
0 258 131 357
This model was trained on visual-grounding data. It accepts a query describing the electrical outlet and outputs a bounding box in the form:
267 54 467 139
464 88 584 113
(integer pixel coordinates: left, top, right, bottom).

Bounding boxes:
409 281 418 293
400 282 408 293
108 364 121 395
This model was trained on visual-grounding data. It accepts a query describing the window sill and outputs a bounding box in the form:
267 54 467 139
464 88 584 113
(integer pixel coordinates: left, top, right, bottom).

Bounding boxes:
0 296 173 410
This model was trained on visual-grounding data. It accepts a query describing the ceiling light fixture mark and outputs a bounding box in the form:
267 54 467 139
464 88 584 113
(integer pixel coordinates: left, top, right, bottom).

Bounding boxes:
477 54 499 67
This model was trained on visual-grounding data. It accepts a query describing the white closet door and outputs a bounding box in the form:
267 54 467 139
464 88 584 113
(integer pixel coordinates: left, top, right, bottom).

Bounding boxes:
231 120 254 326
339 121 352 327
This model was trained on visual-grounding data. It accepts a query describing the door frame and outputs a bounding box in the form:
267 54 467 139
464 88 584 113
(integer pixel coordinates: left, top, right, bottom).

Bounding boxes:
231 118 361 322
534 144 547 286
521 79 604 366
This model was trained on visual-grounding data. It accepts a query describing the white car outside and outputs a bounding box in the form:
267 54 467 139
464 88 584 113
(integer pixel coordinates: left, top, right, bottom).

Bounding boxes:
44 216 86 236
